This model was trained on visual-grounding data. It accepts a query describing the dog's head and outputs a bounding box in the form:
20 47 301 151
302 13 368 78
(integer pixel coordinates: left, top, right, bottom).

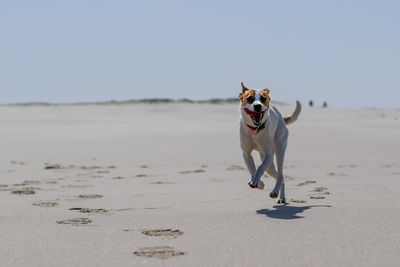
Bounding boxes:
239 82 271 126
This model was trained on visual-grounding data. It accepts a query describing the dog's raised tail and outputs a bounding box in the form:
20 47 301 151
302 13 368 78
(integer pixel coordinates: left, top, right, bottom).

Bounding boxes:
284 101 302 125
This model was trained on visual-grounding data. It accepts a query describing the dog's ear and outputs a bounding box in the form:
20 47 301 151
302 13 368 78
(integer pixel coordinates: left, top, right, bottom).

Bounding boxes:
239 82 249 98
262 88 270 94
241 82 249 93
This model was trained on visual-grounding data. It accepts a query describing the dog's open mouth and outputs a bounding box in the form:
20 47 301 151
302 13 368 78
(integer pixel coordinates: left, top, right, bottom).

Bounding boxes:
244 108 265 125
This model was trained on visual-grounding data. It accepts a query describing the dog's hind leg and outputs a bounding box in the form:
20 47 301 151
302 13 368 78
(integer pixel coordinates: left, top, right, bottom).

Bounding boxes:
266 160 286 203
259 152 277 179
278 182 286 204
266 163 278 179
271 136 288 202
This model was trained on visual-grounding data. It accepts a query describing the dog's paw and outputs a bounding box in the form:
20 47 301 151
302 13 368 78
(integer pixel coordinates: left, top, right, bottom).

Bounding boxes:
277 199 287 204
248 180 264 190
269 192 278 198
249 176 261 188
248 182 257 189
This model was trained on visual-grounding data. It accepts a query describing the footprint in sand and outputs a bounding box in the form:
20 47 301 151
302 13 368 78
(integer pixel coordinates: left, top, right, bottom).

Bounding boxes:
0 185 10 191
337 164 357 168
290 199 307 203
45 163 107 171
310 187 330 198
312 187 328 192
151 181 174 185
11 187 36 195
13 180 41 186
296 180 316 186
227 165 245 171
143 207 170 210
140 165 148 169
284 175 295 181
44 164 61 170
141 229 183 238
33 201 58 207
78 194 103 199
134 246 184 259
381 163 394 168
11 161 27 165
135 174 147 178
179 169 205 174
327 172 348 177
310 196 326 199
76 172 93 177
79 165 101 170
113 208 136 212
57 218 92 226
89 175 103 178
69 208 109 214
62 184 92 188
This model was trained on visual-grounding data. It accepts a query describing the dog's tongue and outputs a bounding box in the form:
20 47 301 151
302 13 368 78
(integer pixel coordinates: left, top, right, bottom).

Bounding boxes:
253 112 262 123
244 108 264 124
244 108 260 116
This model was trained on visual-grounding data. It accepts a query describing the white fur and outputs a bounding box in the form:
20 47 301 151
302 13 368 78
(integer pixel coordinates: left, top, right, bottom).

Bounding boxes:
240 91 301 203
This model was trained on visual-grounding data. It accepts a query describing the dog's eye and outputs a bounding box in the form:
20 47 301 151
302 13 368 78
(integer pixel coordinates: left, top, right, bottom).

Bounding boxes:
246 96 254 103
260 96 266 102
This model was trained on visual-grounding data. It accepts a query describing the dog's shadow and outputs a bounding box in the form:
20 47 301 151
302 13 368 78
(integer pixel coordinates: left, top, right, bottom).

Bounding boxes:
256 204 331 220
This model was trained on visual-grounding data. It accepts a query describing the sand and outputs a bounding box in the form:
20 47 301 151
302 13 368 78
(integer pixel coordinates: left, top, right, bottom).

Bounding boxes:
0 103 399 266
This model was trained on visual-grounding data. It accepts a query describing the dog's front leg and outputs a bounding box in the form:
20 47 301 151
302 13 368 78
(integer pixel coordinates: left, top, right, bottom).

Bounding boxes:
248 153 273 189
243 152 256 177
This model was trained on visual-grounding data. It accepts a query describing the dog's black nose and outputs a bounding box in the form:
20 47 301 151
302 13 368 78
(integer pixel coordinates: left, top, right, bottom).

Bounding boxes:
253 104 262 112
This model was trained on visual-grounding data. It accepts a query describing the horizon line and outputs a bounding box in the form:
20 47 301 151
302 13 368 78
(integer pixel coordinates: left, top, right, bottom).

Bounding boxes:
0 97 289 107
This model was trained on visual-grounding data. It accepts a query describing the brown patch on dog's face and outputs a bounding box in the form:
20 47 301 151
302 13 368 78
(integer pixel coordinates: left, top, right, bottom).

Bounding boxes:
259 89 271 109
239 89 257 106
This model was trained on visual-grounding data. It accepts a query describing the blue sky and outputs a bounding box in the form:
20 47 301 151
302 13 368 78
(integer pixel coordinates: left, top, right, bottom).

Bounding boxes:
1 0 399 107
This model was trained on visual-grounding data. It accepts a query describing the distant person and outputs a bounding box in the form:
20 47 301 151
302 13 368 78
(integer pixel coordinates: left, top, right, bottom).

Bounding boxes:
309 100 314 107
323 101 328 108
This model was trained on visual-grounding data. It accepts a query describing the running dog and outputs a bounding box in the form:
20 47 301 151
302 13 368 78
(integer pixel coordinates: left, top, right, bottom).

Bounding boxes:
239 82 301 203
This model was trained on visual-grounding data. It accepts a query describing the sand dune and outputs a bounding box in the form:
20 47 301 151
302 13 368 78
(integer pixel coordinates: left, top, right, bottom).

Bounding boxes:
0 103 399 266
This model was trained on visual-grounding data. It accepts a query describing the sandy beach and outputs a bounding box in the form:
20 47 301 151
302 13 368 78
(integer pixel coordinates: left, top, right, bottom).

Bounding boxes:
0 102 399 266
